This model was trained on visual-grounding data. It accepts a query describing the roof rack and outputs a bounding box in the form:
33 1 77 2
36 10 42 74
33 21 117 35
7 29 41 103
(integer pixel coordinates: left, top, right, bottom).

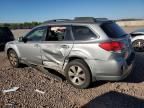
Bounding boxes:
43 19 71 23
43 17 108 24
74 17 108 22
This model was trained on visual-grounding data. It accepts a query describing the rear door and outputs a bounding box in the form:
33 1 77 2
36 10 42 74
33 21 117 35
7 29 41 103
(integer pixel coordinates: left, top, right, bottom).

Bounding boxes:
40 25 73 70
101 22 132 59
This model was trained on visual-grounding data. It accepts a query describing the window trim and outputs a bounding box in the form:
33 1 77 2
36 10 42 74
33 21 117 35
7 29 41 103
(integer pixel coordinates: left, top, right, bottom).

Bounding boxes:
71 25 98 41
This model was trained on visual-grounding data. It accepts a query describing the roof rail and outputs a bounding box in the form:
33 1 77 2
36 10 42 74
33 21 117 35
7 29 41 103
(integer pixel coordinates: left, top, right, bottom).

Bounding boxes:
43 19 71 23
74 17 108 22
43 17 109 24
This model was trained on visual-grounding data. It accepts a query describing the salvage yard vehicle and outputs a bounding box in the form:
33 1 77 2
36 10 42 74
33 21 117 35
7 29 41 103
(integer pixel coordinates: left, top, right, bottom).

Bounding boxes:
130 29 144 52
5 17 135 89
0 27 14 50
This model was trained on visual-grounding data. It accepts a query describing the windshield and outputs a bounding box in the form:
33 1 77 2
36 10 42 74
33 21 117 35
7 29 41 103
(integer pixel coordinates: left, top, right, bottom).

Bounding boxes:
101 22 127 38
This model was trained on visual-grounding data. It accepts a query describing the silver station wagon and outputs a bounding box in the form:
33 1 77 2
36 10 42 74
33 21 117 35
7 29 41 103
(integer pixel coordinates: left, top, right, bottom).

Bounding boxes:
5 17 135 89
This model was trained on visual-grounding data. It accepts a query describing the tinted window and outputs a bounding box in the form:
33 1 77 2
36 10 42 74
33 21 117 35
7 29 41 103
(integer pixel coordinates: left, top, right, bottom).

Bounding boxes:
72 26 96 40
26 27 47 41
46 26 72 41
101 22 127 38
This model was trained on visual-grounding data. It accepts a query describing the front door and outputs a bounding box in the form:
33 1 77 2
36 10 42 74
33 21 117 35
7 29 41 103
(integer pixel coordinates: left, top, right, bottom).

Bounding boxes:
40 25 73 70
17 26 47 65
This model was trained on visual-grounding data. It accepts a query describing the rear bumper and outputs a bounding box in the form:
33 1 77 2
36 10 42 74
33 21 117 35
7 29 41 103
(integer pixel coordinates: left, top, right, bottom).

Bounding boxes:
86 53 135 82
95 61 134 81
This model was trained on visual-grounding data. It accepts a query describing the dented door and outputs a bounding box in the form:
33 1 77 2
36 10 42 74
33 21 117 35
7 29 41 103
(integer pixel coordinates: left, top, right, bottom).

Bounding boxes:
40 42 73 69
40 25 73 69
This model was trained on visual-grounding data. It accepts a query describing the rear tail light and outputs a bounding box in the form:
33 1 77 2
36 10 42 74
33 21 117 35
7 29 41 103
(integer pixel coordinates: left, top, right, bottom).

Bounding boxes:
99 41 124 51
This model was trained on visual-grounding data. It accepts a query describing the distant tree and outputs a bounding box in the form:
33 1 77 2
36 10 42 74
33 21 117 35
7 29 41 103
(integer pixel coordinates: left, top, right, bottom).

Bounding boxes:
0 22 42 29
3 23 11 28
10 24 17 29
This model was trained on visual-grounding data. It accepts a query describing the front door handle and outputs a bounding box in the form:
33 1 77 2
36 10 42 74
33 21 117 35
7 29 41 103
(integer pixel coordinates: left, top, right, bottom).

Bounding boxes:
61 45 69 49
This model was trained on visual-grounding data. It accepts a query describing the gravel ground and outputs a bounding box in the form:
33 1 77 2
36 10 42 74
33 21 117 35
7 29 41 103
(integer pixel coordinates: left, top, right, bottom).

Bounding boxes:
0 51 144 108
0 27 144 108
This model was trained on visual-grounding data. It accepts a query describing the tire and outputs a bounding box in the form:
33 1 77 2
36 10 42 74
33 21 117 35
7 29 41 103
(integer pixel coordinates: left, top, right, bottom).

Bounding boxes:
8 50 20 68
132 39 144 52
65 59 91 89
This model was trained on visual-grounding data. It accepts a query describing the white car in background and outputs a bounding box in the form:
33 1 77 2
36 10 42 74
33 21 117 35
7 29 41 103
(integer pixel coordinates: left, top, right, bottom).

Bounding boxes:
131 29 144 52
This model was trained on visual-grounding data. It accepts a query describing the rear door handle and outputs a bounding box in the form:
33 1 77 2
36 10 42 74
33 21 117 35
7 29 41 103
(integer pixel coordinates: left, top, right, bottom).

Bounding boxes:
61 45 69 49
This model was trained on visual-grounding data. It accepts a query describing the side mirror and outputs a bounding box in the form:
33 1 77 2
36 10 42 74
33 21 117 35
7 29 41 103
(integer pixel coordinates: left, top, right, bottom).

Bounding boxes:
18 37 23 42
22 37 28 43
18 37 27 43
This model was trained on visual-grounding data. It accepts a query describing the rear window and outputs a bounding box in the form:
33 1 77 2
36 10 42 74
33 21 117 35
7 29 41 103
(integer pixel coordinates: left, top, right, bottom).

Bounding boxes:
72 26 96 40
101 22 127 38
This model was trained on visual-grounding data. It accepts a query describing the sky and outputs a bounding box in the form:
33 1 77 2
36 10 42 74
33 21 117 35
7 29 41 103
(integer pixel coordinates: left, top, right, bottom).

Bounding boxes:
0 0 144 23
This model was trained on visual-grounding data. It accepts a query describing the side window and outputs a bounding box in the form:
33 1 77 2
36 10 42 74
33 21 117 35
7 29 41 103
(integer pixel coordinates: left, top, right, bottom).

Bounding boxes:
26 27 47 41
46 26 72 41
72 26 96 40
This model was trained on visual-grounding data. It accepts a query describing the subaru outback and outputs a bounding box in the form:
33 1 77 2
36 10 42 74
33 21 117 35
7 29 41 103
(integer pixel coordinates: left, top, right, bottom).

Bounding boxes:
5 17 135 89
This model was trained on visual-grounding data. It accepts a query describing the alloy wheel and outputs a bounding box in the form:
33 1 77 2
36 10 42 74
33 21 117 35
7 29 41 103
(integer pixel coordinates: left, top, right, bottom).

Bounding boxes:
9 51 18 66
68 65 86 85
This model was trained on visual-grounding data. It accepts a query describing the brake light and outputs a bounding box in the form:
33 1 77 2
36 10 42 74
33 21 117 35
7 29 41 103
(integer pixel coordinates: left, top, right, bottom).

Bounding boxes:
99 41 124 51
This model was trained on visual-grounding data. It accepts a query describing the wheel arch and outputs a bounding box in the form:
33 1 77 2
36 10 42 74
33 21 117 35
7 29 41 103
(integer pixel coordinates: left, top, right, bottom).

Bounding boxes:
63 56 92 79
68 56 87 63
7 48 14 55
6 46 21 58
131 36 144 42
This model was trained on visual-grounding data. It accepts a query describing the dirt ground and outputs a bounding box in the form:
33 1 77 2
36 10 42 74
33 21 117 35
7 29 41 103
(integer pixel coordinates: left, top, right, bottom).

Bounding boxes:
0 27 144 108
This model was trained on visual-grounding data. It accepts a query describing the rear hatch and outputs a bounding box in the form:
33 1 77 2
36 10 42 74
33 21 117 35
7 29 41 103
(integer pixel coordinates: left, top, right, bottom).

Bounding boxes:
100 21 133 60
